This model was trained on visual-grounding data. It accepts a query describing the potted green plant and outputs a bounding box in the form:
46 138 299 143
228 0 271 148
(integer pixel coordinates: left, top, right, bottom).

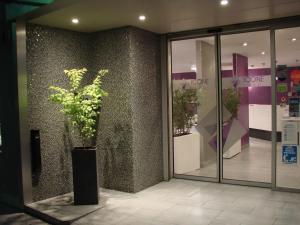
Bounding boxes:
49 68 108 205
223 87 240 120
172 88 200 174
173 88 198 136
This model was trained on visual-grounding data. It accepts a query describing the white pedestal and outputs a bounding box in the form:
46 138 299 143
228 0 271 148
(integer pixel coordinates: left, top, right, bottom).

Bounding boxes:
223 139 241 159
174 133 200 174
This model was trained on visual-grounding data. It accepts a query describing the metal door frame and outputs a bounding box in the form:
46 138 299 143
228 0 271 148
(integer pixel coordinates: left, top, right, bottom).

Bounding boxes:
165 15 300 190
169 33 220 183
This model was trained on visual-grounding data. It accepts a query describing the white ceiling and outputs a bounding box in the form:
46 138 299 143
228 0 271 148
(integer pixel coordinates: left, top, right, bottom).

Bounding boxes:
32 0 300 34
172 27 300 73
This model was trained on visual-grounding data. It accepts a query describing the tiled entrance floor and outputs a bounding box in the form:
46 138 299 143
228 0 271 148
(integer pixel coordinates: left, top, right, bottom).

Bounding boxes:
72 179 300 225
184 138 300 188
0 203 48 225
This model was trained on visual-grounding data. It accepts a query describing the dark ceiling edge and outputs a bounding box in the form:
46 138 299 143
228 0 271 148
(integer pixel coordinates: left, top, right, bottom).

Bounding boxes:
167 14 300 40
27 21 161 37
11 2 300 37
29 14 300 37
11 0 81 22
6 0 48 7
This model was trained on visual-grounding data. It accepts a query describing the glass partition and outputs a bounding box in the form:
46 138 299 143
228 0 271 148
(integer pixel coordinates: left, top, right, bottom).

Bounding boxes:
171 36 217 178
220 31 272 183
170 26 300 189
275 27 300 189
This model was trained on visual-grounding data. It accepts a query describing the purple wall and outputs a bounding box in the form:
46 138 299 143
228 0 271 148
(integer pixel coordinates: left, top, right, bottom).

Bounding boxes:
248 68 271 105
173 67 300 106
249 87 271 104
220 68 292 105
247 68 292 105
172 72 196 80
222 70 233 77
248 68 271 76
233 53 249 146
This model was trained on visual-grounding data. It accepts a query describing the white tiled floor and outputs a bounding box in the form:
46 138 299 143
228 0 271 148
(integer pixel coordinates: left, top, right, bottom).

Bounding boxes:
184 138 300 188
185 138 272 182
73 179 300 225
0 213 48 225
0 203 48 225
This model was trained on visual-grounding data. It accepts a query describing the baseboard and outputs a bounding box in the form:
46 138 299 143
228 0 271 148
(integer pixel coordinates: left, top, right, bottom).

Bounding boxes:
249 128 281 142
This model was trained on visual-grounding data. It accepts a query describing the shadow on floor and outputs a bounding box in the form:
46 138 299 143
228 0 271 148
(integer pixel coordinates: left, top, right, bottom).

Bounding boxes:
0 203 20 215
0 203 48 225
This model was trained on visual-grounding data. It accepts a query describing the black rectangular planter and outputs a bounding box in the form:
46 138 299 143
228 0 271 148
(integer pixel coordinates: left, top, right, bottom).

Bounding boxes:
72 148 99 205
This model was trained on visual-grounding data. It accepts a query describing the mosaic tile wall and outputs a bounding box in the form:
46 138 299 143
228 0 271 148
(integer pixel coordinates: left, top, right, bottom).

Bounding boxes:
129 28 163 192
27 24 93 201
92 28 135 192
27 24 163 201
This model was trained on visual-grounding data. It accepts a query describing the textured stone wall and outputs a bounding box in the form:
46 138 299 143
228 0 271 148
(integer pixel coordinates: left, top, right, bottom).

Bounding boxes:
92 28 135 192
129 28 163 192
27 24 163 201
27 24 93 201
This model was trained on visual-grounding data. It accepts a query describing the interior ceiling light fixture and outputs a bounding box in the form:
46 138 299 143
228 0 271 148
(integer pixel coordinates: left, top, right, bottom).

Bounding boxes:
139 15 146 21
243 42 248 47
292 38 297 42
71 18 79 24
191 65 197 72
220 0 229 6
261 51 265 55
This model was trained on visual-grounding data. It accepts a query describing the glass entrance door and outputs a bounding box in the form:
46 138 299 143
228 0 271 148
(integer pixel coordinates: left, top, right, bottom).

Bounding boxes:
170 26 300 189
171 36 218 180
275 27 300 190
220 31 272 184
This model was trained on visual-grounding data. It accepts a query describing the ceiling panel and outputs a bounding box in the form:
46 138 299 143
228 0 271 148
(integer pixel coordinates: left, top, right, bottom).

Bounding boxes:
31 0 300 34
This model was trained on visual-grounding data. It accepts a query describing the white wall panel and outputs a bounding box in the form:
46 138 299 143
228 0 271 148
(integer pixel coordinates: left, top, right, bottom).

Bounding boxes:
249 104 288 131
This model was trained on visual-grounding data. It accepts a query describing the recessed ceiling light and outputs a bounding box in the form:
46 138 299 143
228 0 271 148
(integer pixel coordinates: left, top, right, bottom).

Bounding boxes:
220 0 229 6
71 18 79 24
139 15 146 21
191 65 197 72
261 51 265 55
243 42 248 47
292 38 297 42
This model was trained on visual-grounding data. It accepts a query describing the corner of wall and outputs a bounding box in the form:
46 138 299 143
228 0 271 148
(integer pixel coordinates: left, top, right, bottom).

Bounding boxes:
128 27 164 192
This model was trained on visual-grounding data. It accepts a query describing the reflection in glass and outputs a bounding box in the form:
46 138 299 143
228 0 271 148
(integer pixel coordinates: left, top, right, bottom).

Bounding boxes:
221 31 271 183
172 37 217 178
276 27 300 189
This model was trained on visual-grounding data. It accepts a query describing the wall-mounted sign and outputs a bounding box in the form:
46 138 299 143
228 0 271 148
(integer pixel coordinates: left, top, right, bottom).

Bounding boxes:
282 145 297 164
282 121 298 144
289 97 300 117
291 70 300 83
277 83 288 93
